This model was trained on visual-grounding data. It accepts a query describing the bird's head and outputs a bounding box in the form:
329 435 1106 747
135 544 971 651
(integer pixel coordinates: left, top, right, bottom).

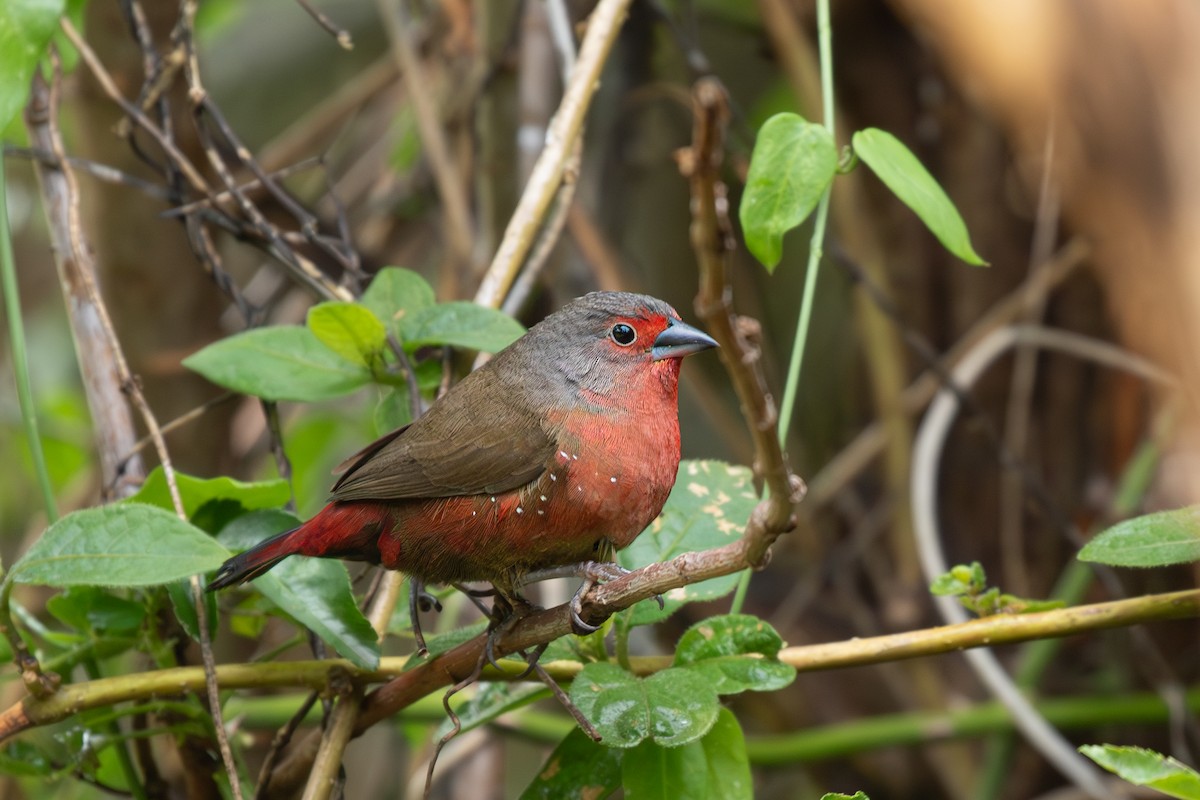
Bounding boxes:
512 291 717 407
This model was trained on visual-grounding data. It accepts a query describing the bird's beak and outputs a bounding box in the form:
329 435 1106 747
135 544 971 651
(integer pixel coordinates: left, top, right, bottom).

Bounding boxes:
651 319 718 361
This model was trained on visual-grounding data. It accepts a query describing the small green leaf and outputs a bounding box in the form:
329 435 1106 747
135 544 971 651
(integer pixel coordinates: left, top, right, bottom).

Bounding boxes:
361 267 436 332
852 128 987 266
1081 745 1200 800
11 504 230 587
127 467 290 519
570 662 719 748
218 511 380 669
183 326 372 402
930 561 986 597
0 0 65 130
398 302 525 353
307 302 388 368
374 387 413 435
673 614 795 695
620 461 758 625
520 728 622 800
45 587 146 635
739 112 837 270
1080 506 1200 567
821 793 870 800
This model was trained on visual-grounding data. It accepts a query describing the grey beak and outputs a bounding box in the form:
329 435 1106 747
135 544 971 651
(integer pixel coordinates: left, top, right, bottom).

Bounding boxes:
651 319 718 361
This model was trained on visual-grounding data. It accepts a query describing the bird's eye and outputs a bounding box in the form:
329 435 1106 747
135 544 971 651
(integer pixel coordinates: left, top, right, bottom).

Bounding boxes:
610 323 637 346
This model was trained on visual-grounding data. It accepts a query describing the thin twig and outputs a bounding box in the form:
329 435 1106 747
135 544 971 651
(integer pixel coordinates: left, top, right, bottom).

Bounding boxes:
293 0 354 50
26 53 244 800
473 0 636 308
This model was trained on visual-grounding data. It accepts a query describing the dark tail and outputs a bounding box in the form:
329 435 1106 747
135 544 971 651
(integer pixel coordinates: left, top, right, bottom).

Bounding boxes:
207 526 301 591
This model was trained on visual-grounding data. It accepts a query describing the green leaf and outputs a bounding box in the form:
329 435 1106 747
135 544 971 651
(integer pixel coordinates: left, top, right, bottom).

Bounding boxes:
45 587 145 635
11 503 229 587
374 387 413 436
622 737 708 799
361 267 435 331
1080 506 1200 567
127 467 290 519
570 662 719 748
398 302 525 353
1080 745 1200 800
620 461 758 625
307 302 388 368
520 727 622 800
183 326 372 402
821 793 870 800
619 709 751 800
673 614 795 695
218 511 380 669
852 128 987 266
739 112 837 270
0 0 65 130
929 562 987 597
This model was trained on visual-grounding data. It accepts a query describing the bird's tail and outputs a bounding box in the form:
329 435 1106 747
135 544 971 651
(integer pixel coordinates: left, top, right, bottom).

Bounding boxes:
207 526 301 591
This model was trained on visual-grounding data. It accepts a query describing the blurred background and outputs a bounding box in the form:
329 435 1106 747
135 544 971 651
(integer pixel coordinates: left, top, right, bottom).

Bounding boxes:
3 0 1199 797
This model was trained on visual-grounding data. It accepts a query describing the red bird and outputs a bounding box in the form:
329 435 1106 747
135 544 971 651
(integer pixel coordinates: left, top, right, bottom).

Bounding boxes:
208 292 716 628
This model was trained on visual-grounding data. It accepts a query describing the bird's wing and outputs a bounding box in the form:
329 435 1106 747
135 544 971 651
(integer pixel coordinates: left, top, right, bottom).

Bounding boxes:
329 380 556 502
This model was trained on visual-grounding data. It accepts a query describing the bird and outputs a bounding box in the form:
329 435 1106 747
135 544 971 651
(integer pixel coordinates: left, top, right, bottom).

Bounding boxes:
207 291 717 633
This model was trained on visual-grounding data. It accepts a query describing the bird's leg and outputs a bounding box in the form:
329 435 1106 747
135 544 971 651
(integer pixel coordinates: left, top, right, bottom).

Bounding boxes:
482 579 537 672
408 579 443 657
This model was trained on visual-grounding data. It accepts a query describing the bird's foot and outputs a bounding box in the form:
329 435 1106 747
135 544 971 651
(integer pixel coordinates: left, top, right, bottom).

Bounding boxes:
563 560 639 635
482 587 537 671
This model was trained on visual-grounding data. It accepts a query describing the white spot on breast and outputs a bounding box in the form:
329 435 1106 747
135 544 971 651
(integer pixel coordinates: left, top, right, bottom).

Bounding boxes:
610 476 617 483
559 450 569 459
572 454 578 460
490 496 497 503
516 507 524 514
539 494 547 502
550 474 557 482
537 509 545 516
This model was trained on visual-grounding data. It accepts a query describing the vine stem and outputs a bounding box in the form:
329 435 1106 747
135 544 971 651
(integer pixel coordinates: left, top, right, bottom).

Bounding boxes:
778 0 834 445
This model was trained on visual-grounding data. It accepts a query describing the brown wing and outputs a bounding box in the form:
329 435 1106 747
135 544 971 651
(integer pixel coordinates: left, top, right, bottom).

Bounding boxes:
329 371 556 502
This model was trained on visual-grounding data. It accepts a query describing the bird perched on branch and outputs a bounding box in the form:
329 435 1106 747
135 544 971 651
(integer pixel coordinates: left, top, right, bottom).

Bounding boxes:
208 291 716 633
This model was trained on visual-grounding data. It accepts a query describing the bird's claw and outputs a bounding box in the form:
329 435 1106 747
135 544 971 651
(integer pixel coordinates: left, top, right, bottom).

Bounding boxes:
568 560 632 634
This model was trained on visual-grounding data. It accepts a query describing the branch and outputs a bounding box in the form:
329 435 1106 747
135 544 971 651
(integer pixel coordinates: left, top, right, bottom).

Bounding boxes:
4 588 1196 743
473 0 636 308
680 77 804 564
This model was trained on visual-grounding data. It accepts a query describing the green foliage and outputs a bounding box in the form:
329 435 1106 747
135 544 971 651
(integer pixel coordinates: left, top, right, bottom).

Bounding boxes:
930 562 1064 616
739 112 837 270
183 325 373 402
619 460 759 625
306 301 389 369
0 0 64 129
397 301 525 353
571 615 794 748
821 793 870 800
1080 745 1200 800
184 268 523 405
851 128 987 266
8 503 229 587
620 708 752 800
128 467 291 520
520 727 622 800
1079 506 1200 567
